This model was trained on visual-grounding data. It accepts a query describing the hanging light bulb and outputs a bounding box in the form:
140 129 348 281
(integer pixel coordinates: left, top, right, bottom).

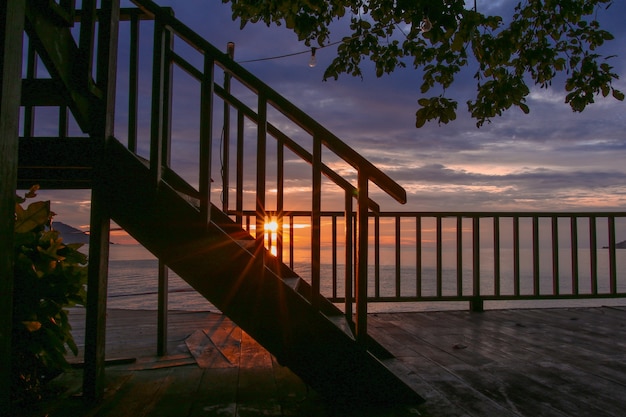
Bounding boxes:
420 17 432 33
309 47 317 68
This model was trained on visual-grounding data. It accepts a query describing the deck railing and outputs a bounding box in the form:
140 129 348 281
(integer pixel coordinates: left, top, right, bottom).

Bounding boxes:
237 210 626 312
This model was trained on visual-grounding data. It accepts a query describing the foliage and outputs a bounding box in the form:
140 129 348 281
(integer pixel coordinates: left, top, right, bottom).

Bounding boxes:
11 185 88 404
223 0 624 127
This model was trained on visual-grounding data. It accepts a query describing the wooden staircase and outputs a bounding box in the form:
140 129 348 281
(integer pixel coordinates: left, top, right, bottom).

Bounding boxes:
103 137 423 406
105 139 422 406
17 0 424 408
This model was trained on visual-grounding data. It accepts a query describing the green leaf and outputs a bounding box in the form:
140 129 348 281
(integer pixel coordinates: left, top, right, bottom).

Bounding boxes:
415 108 427 128
519 103 530 114
613 89 625 101
15 201 51 233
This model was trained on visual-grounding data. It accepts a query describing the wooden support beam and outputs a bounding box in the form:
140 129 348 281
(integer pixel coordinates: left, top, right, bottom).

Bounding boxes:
82 0 119 402
0 1 25 413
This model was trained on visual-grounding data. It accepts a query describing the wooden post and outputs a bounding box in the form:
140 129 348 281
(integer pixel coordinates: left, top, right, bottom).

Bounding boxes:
344 193 353 320
222 42 234 213
355 171 368 345
311 134 322 310
83 0 120 402
0 1 25 412
157 262 168 356
471 217 483 313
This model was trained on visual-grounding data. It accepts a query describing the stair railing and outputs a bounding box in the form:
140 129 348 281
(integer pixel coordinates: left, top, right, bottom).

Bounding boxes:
128 0 407 342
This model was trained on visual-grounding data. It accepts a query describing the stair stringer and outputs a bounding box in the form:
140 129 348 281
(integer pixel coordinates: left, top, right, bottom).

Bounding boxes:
102 137 424 407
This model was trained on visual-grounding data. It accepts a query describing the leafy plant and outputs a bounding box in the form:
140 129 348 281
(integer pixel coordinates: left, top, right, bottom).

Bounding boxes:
11 185 88 404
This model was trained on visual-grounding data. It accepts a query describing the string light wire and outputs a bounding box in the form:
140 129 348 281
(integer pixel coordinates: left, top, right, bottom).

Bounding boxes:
237 36 351 64
235 9 446 65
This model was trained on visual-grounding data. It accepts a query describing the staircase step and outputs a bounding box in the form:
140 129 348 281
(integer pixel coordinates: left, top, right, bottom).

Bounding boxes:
282 277 301 291
325 314 354 339
235 239 258 253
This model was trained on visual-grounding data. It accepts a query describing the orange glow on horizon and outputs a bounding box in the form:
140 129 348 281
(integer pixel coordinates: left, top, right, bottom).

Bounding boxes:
264 219 279 256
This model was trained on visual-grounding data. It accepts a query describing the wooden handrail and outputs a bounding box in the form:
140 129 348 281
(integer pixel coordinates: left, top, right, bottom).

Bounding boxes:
130 0 406 205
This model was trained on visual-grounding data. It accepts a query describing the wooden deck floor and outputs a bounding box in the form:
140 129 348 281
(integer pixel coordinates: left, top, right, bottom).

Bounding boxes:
19 306 626 416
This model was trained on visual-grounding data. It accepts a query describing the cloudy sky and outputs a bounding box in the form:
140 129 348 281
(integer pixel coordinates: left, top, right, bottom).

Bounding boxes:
36 0 626 230
154 0 626 212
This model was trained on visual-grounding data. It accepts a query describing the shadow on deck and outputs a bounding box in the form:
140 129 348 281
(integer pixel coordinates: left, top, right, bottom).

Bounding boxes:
17 306 626 417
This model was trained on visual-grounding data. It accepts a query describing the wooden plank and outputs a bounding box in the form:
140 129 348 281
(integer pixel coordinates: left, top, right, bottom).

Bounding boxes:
235 331 282 415
149 366 205 417
185 329 235 369
94 368 175 416
189 368 239 417
202 316 242 367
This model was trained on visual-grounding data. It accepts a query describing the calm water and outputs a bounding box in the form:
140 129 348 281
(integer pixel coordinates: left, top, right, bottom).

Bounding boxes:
98 244 626 313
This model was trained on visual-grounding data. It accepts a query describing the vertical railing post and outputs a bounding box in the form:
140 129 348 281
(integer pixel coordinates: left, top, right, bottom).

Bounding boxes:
471 216 483 312
344 192 354 320
608 215 617 295
161 25 173 173
222 42 234 213
355 171 369 344
493 216 501 296
77 0 96 95
589 216 598 294
394 215 400 298
235 111 244 225
276 138 284 263
311 134 322 309
456 216 463 296
331 215 338 299
532 216 540 295
289 214 295 270
199 54 215 226
127 11 139 152
436 216 443 297
22 40 36 137
374 214 380 298
255 95 267 246
551 216 560 295
415 215 422 298
571 216 579 295
608 215 617 294
59 106 69 138
149 16 165 187
513 216 520 296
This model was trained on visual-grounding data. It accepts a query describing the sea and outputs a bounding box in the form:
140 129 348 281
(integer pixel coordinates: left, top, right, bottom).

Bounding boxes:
91 243 626 314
